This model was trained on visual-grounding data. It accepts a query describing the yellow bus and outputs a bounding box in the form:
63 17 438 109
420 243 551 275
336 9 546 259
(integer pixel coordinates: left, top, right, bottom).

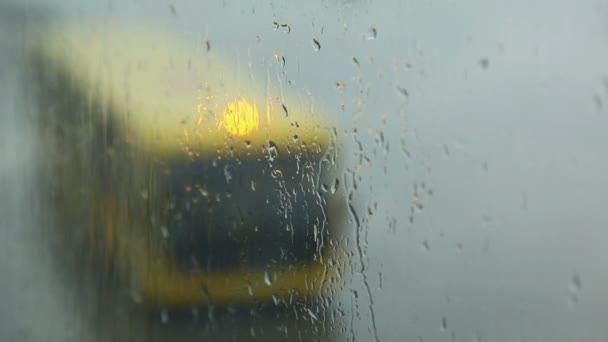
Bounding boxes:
28 20 348 310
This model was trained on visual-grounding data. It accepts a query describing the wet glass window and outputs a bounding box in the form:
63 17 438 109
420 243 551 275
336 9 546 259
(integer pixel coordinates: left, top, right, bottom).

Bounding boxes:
1 0 608 341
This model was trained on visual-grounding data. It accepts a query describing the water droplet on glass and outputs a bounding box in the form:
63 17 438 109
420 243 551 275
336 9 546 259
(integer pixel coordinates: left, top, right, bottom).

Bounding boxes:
367 26 377 40
331 178 340 194
264 271 273 286
292 134 299 143
204 39 210 52
352 56 360 66
478 58 489 70
312 38 321 51
160 225 169 238
422 240 430 251
272 21 279 30
336 82 344 90
280 24 291 33
282 103 289 117
441 316 447 332
247 282 254 296
571 273 582 291
161 310 169 324
397 87 408 97
593 93 603 111
307 309 319 321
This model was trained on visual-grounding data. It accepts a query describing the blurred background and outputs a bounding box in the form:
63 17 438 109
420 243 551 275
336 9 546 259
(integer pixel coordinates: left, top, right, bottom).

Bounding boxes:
2 0 608 341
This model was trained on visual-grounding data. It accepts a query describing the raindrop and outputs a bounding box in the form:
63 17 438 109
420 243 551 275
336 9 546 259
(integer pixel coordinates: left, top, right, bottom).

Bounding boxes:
245 140 251 148
422 240 430 251
224 165 232 184
161 310 169 324
130 290 142 304
571 273 582 291
593 93 603 111
397 87 408 97
264 271 273 286
204 39 210 52
280 24 291 33
247 283 254 296
312 38 321 51
169 3 177 16
160 225 169 238
331 178 340 194
272 21 279 30
292 134 299 143
352 57 360 66
478 58 489 70
282 103 289 117
367 26 377 40
336 82 344 90
441 316 447 332
307 309 319 321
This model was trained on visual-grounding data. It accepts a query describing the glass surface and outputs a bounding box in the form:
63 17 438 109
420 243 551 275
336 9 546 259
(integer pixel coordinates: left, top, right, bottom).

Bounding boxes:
1 1 608 341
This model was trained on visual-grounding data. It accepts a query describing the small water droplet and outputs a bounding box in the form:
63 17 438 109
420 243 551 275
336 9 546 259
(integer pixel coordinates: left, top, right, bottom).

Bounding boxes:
593 93 603 111
247 283 254 296
571 273 582 291
204 39 210 52
282 103 289 117
352 56 360 66
161 310 169 324
336 82 344 90
272 21 279 30
478 58 489 70
264 271 273 286
331 178 340 194
160 225 169 238
367 26 377 40
130 290 142 304
312 38 321 51
441 316 447 332
422 240 430 251
280 24 291 33
307 309 319 321
292 134 299 143
397 87 408 97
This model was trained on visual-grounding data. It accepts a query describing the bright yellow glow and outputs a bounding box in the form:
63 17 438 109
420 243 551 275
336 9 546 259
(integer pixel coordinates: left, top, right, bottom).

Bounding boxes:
219 99 260 136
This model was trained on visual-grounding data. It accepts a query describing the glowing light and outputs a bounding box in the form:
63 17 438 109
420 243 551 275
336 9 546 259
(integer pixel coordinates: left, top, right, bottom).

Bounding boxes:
219 99 260 136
